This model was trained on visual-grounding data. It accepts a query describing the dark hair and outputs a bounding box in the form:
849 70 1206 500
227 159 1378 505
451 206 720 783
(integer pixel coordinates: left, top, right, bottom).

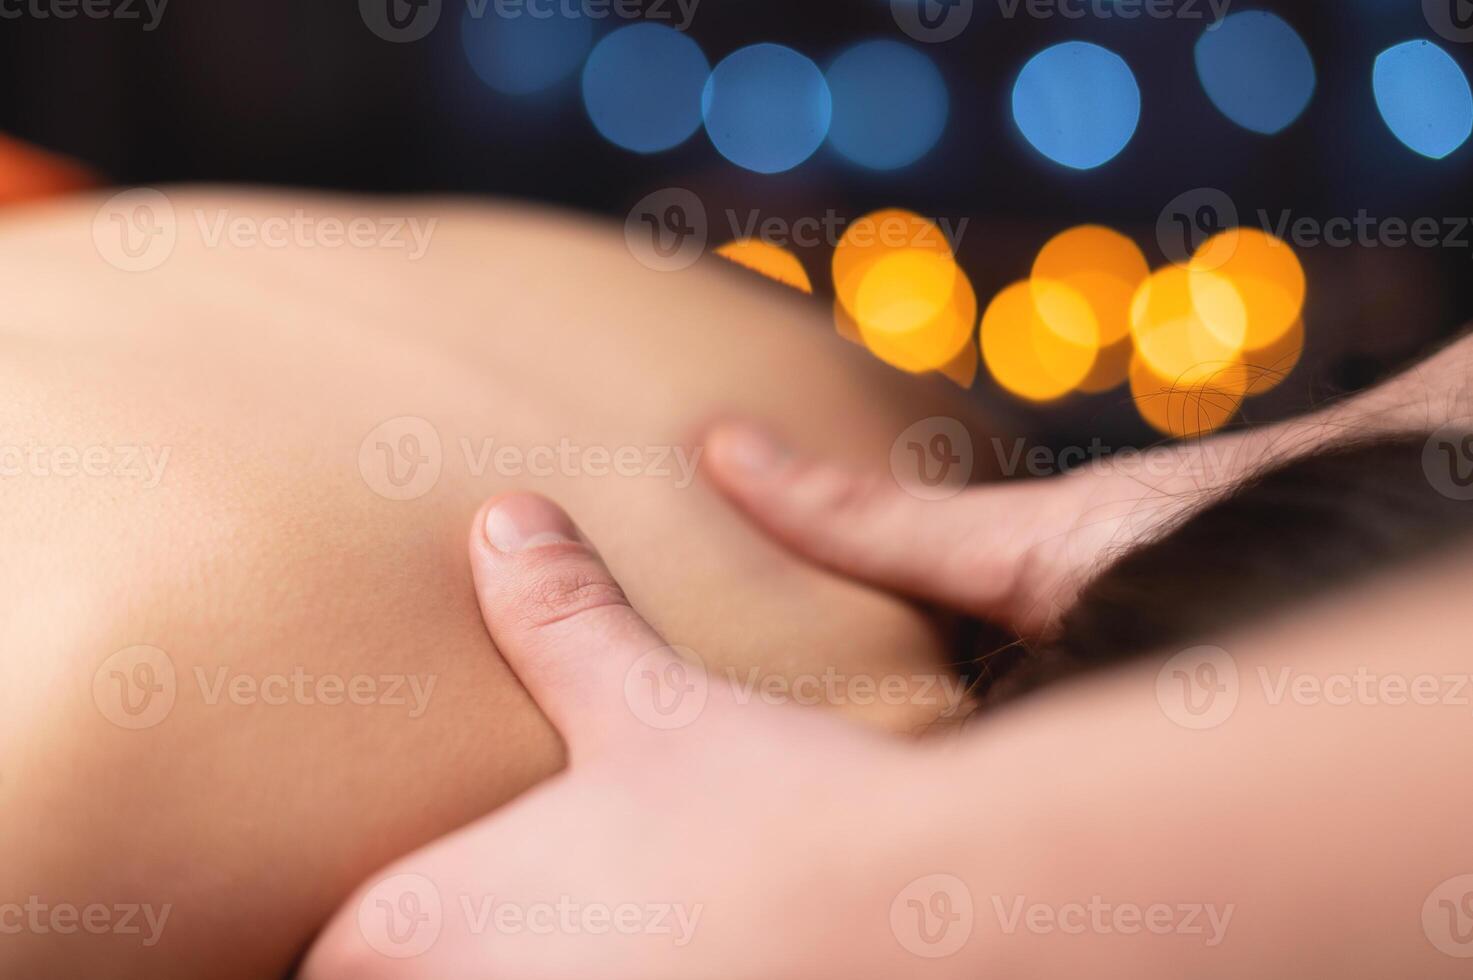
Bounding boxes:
967 435 1473 707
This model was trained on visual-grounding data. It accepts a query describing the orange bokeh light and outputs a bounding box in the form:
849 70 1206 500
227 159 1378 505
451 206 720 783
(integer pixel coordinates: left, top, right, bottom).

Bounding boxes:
854 249 977 373
1130 265 1247 386
714 238 813 294
1189 227 1305 350
831 209 977 374
981 279 1099 402
1130 353 1247 438
1032 224 1149 349
832 209 955 316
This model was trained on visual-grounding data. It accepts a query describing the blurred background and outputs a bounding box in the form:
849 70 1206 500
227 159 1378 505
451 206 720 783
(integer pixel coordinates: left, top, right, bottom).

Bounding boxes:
1 0 1470 450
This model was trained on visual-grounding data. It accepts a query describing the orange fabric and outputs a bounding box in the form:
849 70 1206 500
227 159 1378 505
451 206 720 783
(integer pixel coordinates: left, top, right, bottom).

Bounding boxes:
0 134 96 205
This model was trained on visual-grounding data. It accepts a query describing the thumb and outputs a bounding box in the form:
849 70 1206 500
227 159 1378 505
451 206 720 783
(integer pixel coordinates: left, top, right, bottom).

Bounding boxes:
469 493 711 760
704 423 1036 627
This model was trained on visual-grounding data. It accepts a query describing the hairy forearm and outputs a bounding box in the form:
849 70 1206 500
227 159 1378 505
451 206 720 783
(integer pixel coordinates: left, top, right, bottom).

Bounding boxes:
1076 328 1473 560
1320 329 1473 433
1202 327 1472 482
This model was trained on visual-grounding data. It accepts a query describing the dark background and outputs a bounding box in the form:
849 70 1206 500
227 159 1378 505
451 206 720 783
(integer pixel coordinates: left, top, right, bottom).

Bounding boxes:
2 0 1469 444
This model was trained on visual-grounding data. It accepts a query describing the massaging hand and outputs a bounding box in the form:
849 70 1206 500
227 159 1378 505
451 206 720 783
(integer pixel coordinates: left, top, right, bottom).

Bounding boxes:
702 422 1233 637
703 328 1473 637
301 493 968 980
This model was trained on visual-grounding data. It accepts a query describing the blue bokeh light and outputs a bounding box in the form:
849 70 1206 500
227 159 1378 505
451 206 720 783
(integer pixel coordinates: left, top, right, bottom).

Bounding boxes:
702 44 833 174
582 24 710 153
1195 11 1316 135
461 5 594 96
1011 41 1141 170
1373 40 1473 160
825 40 948 171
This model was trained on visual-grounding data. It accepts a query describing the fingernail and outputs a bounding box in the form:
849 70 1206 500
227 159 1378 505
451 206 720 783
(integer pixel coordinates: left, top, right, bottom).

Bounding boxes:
712 424 786 477
483 494 578 553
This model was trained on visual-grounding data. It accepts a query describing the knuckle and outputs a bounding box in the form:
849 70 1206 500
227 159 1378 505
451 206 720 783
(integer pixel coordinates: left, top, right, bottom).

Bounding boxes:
782 461 869 513
774 465 897 565
842 470 893 512
819 467 891 522
510 555 631 632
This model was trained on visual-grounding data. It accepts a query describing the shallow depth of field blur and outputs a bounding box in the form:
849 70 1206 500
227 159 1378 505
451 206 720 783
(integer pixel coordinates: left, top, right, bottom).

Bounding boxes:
4 0 1471 450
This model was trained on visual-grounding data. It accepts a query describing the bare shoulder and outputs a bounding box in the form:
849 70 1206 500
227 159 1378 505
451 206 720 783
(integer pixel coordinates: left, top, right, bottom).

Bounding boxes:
0 188 982 977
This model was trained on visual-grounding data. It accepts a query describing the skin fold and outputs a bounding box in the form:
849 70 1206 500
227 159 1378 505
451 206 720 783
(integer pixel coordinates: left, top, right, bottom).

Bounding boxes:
0 189 985 979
